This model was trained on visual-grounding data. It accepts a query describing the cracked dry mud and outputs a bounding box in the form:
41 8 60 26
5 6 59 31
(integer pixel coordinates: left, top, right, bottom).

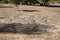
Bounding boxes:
0 4 60 40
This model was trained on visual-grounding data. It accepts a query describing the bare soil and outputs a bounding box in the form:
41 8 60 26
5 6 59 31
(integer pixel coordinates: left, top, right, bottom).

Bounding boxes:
0 4 60 40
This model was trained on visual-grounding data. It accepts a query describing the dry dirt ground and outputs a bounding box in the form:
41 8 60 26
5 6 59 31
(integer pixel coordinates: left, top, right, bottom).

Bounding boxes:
0 4 60 40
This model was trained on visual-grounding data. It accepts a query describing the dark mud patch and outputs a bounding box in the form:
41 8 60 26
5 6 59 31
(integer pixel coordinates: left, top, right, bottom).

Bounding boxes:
0 23 56 35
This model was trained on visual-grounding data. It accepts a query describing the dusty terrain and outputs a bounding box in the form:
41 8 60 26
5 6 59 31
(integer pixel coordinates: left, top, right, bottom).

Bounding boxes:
0 4 60 40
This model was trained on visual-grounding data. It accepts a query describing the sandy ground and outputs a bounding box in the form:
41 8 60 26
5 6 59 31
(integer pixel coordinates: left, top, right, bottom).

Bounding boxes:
0 4 60 40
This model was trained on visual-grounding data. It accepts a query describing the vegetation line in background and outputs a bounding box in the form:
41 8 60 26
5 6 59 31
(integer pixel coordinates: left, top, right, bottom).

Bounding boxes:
0 0 60 6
